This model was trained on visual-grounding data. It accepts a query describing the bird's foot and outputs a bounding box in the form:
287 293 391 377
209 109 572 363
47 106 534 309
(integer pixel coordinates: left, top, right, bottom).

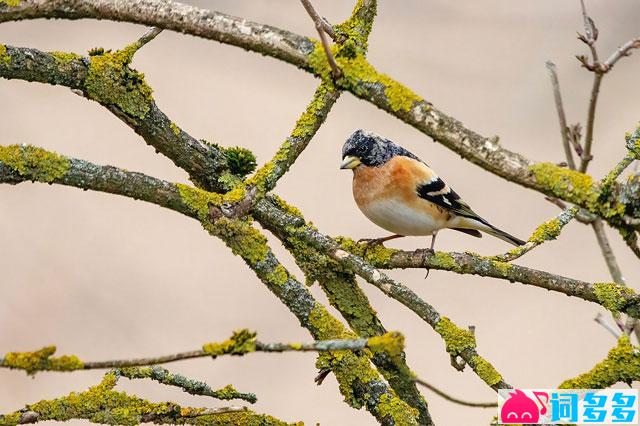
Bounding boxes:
357 237 390 246
356 234 404 256
420 247 434 279
357 237 390 256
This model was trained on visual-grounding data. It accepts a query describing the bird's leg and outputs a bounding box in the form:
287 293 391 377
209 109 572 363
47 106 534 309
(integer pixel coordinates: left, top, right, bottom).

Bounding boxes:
429 231 438 251
357 234 404 246
425 231 438 279
357 234 404 256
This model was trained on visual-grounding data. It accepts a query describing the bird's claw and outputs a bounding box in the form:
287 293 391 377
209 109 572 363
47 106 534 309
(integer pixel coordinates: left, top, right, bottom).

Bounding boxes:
357 237 388 246
357 237 387 256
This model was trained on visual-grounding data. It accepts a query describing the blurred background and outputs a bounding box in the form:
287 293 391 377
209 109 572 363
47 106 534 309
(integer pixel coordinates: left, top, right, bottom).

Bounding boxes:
1 1 639 424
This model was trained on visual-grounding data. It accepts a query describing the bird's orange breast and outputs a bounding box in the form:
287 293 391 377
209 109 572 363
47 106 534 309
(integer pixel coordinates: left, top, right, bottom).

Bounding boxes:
352 156 451 235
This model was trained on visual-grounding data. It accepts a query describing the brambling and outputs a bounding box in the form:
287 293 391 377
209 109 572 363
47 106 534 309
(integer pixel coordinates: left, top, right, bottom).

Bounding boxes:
340 130 525 249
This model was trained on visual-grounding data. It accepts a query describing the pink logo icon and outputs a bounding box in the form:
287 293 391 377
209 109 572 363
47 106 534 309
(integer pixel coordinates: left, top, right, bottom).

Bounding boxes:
501 389 548 424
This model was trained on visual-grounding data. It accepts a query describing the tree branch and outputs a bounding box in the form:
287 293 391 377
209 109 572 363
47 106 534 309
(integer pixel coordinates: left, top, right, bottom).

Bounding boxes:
414 378 497 408
546 61 576 170
0 145 419 425
3 0 639 233
594 313 622 339
592 219 625 285
299 0 337 40
603 37 640 69
0 330 405 374
1 4 432 419
0 371 292 426
248 82 340 196
559 335 640 389
300 0 340 78
490 207 577 262
114 366 257 403
130 26 163 53
254 198 511 391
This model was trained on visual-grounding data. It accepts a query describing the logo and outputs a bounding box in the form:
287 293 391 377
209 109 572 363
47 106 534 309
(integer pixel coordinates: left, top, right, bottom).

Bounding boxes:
497 389 638 424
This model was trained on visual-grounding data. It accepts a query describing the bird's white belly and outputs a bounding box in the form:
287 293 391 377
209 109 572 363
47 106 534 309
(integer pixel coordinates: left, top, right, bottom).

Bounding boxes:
359 199 447 236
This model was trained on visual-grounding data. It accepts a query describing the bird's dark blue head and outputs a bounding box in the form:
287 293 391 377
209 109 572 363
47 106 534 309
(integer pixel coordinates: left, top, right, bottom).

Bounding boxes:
341 129 418 169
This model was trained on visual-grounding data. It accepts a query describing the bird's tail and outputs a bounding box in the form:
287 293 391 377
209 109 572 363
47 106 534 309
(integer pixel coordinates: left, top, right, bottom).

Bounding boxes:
457 217 526 246
480 222 526 246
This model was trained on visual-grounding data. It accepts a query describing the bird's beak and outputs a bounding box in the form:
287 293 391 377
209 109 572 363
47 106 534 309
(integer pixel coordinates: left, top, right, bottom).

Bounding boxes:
340 155 361 170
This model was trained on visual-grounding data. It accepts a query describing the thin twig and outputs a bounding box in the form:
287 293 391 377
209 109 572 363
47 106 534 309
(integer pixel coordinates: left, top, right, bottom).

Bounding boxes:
490 207 577 262
545 197 595 224
603 37 640 70
568 123 585 157
300 0 341 78
130 27 163 54
579 72 601 172
594 313 622 339
0 336 385 372
591 219 625 285
299 0 337 40
114 366 257 403
414 378 497 408
546 61 576 169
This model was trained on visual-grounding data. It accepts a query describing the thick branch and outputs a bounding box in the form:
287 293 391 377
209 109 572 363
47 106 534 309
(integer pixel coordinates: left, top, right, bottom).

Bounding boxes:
559 335 640 388
1 37 639 230
256 197 431 424
253 196 640 319
0 145 418 425
0 0 313 68
0 371 292 425
254 197 511 391
248 83 340 195
0 43 228 191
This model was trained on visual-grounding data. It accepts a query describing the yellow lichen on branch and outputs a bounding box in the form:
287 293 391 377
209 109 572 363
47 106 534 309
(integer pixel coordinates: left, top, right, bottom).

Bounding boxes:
308 42 423 113
0 44 10 65
0 145 69 182
1 346 83 375
202 329 257 358
85 44 154 119
592 282 636 314
0 372 293 426
560 336 640 388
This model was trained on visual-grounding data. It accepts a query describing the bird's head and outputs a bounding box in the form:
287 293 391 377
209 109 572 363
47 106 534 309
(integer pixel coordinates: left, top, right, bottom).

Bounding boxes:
340 129 417 169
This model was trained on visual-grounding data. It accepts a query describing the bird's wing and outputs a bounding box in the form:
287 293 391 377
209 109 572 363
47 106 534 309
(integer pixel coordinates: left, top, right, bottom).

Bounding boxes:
414 164 486 223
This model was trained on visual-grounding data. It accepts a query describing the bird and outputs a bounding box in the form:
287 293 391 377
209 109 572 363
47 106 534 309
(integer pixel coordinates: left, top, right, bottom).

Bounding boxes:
340 129 525 250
